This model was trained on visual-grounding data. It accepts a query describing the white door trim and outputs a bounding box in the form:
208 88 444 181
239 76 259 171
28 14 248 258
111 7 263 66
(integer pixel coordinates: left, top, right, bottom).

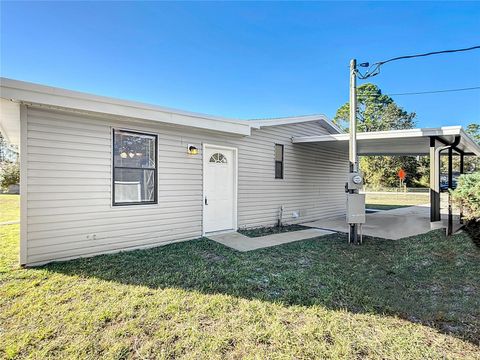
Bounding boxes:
202 143 238 235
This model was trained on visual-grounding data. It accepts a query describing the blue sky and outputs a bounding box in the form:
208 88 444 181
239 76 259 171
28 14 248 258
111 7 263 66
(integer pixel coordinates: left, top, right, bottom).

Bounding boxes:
1 1 479 128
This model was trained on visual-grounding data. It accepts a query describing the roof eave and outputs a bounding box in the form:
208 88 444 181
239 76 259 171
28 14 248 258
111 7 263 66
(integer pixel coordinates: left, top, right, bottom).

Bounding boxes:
250 114 343 134
459 128 480 156
0 78 252 136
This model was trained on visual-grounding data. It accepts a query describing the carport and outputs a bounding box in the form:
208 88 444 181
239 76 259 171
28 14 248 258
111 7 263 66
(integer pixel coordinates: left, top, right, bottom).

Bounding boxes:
292 126 480 236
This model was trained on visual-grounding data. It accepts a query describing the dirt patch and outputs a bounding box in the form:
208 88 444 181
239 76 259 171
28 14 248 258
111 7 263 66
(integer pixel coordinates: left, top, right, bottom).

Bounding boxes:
238 224 311 238
200 251 227 263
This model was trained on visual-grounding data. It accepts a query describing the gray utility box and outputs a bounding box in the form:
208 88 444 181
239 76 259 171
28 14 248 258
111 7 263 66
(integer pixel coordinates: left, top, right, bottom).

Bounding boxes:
347 193 366 224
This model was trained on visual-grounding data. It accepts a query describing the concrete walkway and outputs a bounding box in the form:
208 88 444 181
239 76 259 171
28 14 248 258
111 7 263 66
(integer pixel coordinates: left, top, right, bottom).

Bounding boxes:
207 228 334 251
303 205 456 240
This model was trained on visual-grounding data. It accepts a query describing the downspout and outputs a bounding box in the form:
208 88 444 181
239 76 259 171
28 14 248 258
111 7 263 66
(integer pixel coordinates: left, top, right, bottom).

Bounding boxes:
433 136 461 235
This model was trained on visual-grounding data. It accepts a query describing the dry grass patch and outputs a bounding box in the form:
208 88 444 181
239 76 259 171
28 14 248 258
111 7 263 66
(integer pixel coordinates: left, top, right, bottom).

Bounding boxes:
0 194 19 223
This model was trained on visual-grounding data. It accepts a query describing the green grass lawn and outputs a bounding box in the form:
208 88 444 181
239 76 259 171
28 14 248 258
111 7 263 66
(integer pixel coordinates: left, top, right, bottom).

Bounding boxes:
0 194 20 222
366 192 430 210
1 222 479 359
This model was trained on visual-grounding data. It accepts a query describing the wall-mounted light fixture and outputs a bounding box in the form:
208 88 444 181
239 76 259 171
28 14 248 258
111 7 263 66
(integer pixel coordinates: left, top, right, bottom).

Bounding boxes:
187 144 199 155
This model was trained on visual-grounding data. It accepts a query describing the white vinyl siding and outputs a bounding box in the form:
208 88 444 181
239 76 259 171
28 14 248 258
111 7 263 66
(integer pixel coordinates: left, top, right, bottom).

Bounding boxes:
23 107 348 265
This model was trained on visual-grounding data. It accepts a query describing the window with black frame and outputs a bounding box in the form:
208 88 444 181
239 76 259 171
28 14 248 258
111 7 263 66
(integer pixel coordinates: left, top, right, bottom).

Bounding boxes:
113 130 157 205
275 144 284 179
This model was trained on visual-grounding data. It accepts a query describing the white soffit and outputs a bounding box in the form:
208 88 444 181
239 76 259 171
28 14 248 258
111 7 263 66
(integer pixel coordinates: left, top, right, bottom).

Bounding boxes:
0 98 20 146
292 127 480 156
249 114 343 134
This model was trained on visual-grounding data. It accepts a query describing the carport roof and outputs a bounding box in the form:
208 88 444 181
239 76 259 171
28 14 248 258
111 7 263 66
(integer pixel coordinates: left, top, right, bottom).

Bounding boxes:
292 126 480 156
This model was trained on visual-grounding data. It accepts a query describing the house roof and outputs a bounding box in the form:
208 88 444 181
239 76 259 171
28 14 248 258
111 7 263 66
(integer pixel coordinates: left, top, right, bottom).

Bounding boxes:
0 78 340 145
250 114 344 134
292 126 480 156
0 77 252 136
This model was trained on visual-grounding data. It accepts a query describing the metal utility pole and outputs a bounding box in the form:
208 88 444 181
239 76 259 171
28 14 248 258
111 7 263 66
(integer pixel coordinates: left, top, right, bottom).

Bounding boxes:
349 59 359 244
346 59 364 245
349 59 358 174
344 46 480 245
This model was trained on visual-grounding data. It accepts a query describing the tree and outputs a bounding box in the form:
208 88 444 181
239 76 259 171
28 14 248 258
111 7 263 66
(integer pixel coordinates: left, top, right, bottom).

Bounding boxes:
451 171 480 241
333 83 421 188
334 83 416 132
0 162 20 191
359 156 424 188
452 172 480 221
0 131 20 192
0 131 19 163
466 123 480 143
464 123 480 173
441 123 480 174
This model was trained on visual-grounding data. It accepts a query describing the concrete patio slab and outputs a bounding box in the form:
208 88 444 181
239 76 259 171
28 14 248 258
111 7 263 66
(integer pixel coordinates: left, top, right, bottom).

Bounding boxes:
303 204 459 240
207 228 334 251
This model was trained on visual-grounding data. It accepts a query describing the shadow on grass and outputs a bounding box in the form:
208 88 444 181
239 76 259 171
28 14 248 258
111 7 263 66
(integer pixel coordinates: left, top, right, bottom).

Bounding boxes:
463 220 480 248
365 204 411 211
44 230 480 346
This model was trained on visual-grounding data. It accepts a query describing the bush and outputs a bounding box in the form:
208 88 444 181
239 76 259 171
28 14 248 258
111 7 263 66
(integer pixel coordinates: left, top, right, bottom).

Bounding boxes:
0 162 20 191
451 172 480 221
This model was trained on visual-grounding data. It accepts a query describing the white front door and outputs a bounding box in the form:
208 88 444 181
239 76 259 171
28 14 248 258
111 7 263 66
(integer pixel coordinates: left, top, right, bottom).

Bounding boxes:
204 146 236 233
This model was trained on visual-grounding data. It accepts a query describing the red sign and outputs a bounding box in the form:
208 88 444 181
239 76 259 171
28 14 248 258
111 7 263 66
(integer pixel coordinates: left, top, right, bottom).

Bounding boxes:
398 168 406 181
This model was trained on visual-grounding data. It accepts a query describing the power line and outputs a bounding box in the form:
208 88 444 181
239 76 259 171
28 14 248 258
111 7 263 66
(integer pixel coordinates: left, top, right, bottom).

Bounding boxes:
355 86 480 97
378 46 480 65
389 86 480 96
357 45 480 79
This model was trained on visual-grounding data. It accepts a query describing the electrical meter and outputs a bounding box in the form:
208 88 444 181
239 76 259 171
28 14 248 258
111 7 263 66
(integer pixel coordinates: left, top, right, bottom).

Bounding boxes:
352 174 362 185
347 172 363 190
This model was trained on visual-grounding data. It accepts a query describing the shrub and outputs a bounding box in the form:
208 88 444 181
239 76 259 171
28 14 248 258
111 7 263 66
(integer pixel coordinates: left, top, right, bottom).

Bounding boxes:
0 162 20 191
451 172 480 221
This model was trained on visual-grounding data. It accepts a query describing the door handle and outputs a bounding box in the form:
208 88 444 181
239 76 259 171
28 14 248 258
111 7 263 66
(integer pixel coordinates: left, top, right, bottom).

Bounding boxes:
205 197 208 205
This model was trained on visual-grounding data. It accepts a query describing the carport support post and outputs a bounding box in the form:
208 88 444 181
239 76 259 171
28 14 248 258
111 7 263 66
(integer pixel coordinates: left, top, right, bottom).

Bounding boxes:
429 137 441 223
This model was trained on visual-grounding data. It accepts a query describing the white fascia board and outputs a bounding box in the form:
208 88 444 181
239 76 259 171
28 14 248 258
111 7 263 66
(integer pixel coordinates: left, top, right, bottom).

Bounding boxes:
250 114 343 134
292 126 480 156
292 127 464 143
0 78 251 136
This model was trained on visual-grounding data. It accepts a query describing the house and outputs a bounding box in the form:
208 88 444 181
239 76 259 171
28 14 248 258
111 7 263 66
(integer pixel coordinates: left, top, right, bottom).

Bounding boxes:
2 78 479 266
0 78 348 266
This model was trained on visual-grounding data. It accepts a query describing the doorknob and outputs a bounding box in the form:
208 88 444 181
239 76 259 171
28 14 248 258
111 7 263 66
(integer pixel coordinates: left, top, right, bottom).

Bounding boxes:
205 197 208 205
